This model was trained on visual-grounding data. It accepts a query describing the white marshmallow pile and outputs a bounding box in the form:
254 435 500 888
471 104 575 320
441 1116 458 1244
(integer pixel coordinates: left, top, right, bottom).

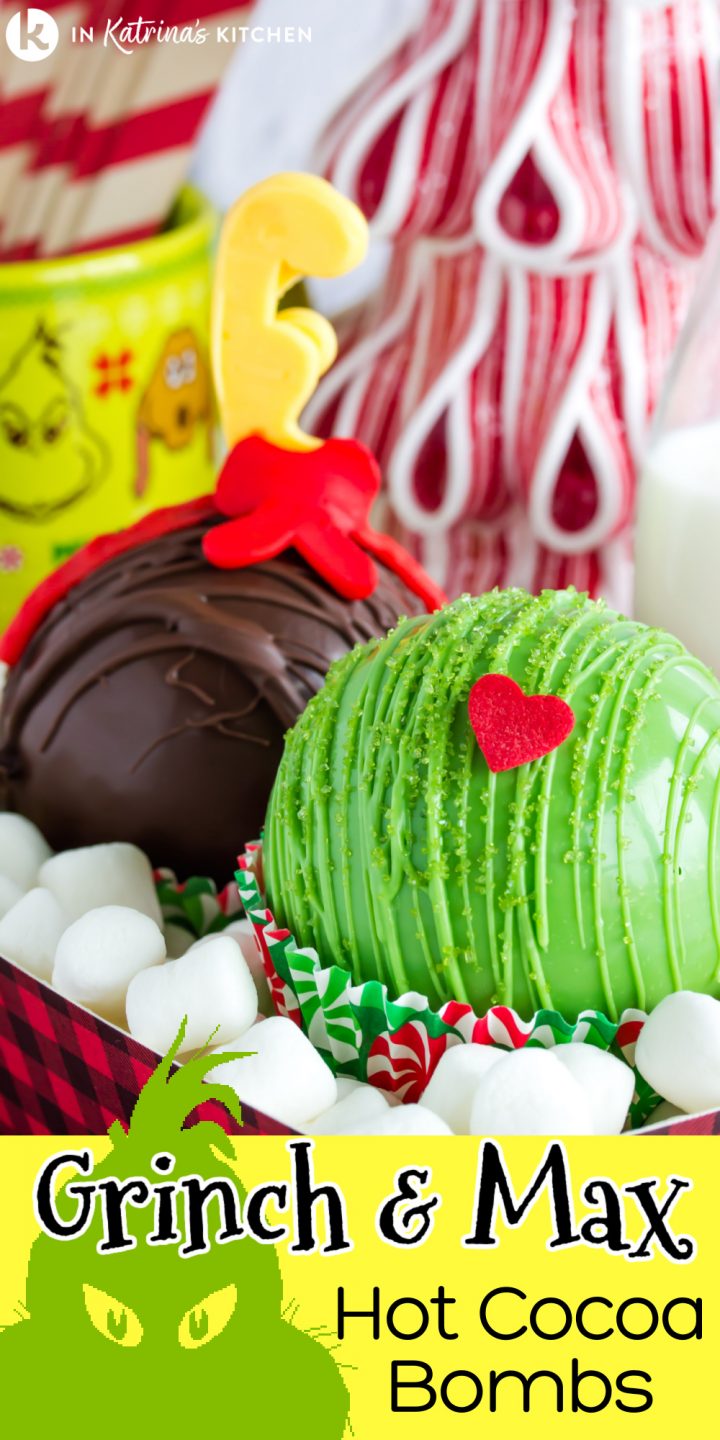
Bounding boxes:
468 1049 594 1135
54 907 166 1024
2 816 720 1134
421 1043 502 1133
635 991 720 1116
0 820 265 1040
0 887 66 980
40 841 162 924
126 934 258 1055
211 1017 338 1130
0 812 52 891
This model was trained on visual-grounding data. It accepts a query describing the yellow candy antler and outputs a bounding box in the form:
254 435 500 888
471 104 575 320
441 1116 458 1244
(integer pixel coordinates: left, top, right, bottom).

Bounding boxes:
212 172 368 452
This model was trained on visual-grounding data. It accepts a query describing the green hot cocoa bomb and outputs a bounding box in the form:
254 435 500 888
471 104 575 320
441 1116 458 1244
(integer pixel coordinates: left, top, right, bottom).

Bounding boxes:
264 589 720 1021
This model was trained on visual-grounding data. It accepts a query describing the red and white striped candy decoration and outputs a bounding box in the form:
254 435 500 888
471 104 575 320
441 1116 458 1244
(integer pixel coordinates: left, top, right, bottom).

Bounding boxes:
611 0 720 260
367 1018 450 1102
308 237 692 605
473 0 630 268
311 0 719 606
320 0 718 264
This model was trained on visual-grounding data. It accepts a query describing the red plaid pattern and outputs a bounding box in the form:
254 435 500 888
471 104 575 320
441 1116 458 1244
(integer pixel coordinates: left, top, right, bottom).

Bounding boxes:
0 956 292 1137
639 1110 720 1138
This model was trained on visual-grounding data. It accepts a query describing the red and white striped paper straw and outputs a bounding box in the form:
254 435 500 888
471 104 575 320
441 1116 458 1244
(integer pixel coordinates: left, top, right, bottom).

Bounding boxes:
42 1 254 255
0 0 87 255
1 0 111 259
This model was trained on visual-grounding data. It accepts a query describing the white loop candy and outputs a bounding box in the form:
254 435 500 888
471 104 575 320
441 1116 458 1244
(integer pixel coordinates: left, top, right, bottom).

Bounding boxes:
0 813 52 891
40 843 162 925
421 1043 502 1134
635 992 720 1115
0 887 67 981
210 1016 337 1129
470 1048 593 1135
126 935 258 1057
53 906 165 1023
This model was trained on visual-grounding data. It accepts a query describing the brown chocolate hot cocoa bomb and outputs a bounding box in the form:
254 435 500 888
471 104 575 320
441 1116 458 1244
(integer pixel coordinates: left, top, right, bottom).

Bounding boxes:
0 439 442 884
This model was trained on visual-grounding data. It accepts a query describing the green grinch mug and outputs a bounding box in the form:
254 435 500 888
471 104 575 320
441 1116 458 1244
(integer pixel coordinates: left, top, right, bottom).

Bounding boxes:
0 188 216 631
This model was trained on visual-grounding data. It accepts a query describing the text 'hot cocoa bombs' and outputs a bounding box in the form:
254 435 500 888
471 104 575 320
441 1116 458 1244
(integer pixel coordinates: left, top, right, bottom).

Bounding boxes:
264 588 720 1020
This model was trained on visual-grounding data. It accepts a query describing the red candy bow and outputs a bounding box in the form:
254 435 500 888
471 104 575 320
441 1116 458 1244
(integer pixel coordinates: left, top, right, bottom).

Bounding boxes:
204 435 444 607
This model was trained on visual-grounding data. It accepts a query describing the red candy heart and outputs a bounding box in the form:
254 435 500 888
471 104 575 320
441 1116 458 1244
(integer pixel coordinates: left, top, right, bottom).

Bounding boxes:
468 674 575 773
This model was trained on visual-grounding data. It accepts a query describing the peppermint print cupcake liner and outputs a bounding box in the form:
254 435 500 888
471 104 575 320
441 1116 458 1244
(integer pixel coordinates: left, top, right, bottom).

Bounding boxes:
230 842 661 1128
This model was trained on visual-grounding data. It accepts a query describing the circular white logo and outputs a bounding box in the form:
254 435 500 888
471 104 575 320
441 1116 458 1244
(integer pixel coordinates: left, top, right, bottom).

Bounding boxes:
5 8 59 62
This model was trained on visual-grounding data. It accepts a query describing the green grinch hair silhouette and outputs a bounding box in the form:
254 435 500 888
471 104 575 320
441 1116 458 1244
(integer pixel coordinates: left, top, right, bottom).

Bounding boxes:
106 1018 247 1165
0 1025 351 1440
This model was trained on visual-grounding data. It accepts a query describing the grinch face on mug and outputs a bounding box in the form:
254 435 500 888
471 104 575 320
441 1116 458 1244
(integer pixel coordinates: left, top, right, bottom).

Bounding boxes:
0 322 108 523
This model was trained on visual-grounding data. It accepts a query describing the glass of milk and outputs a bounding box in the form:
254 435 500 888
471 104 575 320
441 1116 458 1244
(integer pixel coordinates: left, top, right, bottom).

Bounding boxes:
635 222 720 677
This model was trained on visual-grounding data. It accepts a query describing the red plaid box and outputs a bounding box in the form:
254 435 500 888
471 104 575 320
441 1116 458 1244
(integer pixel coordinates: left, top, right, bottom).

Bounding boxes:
0 955 293 1137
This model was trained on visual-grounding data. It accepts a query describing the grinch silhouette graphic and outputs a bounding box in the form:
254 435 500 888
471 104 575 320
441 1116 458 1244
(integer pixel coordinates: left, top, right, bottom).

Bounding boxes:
0 1028 350 1437
0 321 109 523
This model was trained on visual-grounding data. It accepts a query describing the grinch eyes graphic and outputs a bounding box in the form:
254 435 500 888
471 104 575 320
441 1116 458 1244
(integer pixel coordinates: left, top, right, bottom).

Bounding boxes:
83 1285 143 1348
82 1282 238 1351
0 400 70 451
178 1284 238 1350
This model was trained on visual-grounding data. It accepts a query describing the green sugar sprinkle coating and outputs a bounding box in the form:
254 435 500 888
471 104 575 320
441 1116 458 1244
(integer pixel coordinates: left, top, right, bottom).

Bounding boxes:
264 588 720 1021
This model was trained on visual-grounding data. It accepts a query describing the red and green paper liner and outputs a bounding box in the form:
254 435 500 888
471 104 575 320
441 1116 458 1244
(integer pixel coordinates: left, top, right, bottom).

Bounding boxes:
234 844 662 1128
155 867 243 940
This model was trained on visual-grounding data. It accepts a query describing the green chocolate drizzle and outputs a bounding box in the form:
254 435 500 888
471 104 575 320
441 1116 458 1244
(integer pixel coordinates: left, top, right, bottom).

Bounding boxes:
265 590 720 1021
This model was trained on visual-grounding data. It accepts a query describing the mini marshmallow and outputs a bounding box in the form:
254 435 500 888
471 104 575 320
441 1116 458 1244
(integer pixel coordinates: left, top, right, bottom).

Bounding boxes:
0 887 67 980
345 1104 453 1136
421 1043 503 1134
334 1076 363 1101
126 934 258 1056
40 842 162 925
555 1045 635 1135
210 1016 337 1128
635 991 720 1114
221 918 273 1016
0 813 52 891
53 906 165 1022
310 1085 390 1134
163 924 196 959
0 876 23 920
470 1048 593 1135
